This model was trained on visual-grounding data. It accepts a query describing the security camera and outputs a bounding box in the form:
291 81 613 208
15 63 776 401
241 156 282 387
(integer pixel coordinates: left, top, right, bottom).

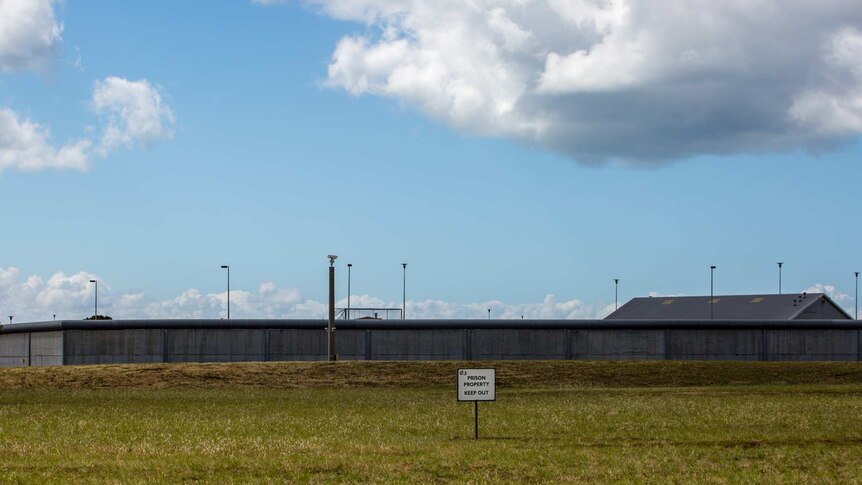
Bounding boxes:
328 255 338 260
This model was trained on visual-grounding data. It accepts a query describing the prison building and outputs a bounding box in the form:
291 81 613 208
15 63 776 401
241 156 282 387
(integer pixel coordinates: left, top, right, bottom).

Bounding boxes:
605 293 851 320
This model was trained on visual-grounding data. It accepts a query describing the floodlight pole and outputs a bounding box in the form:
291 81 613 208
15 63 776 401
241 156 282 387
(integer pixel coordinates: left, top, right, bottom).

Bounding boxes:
347 263 352 320
614 278 620 310
777 262 783 294
220 265 230 319
328 255 337 361
710 266 716 320
401 263 407 320
89 279 98 317
855 271 859 320
487 308 491 320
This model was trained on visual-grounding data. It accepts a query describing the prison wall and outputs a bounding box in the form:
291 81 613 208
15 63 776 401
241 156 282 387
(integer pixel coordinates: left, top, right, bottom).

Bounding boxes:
1 320 861 366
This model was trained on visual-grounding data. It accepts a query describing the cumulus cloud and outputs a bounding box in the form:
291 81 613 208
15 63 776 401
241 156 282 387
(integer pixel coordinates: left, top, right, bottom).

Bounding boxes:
0 0 63 72
0 267 612 323
0 108 90 171
92 77 175 154
273 0 862 163
0 77 174 173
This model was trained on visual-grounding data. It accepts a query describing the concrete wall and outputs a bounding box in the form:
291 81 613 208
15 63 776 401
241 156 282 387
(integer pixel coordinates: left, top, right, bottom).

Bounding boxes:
66 329 162 365
2 326 862 365
572 330 665 360
0 333 29 367
269 329 327 361
167 329 266 362
766 330 858 361
667 329 762 360
472 329 566 360
30 331 63 366
370 329 466 360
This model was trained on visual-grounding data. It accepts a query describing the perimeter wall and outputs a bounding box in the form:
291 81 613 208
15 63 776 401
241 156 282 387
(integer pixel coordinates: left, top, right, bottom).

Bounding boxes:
1 320 860 366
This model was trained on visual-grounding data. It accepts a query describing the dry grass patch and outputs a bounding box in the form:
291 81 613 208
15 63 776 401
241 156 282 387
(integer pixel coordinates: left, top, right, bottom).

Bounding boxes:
2 360 862 390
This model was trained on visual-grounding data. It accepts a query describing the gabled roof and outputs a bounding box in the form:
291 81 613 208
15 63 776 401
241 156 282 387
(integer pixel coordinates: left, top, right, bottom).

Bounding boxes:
604 293 853 320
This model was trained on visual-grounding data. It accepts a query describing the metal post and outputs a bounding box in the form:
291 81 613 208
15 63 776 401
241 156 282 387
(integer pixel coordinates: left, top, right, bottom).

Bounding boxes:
401 263 407 320
474 401 479 440
856 272 859 320
89 279 98 317
347 263 352 320
777 262 783 294
220 265 230 319
614 278 619 310
328 255 337 361
487 308 491 320
710 266 716 320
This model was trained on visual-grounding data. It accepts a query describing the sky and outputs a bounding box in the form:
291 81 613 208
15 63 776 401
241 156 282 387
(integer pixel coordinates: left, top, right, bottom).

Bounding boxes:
1 0 861 322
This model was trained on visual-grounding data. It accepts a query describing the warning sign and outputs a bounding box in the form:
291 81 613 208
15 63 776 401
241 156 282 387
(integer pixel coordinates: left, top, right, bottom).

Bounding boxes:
457 368 496 401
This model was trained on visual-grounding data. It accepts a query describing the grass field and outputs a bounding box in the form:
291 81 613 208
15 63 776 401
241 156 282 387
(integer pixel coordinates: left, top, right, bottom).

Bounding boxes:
1 361 862 483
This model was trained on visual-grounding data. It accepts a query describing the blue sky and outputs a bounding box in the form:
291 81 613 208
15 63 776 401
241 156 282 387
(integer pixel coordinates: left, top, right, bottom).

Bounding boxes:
1 1 861 321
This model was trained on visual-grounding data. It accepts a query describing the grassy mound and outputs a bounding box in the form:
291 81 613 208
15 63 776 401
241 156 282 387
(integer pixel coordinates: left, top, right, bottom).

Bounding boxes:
1 360 862 390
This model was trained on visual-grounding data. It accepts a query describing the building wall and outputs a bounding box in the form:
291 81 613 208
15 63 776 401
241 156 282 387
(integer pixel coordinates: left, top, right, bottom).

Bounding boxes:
766 329 858 361
30 331 63 366
0 333 29 367
370 329 466 360
2 326 861 365
572 330 665 360
667 329 762 361
167 329 266 363
795 300 852 320
66 329 162 365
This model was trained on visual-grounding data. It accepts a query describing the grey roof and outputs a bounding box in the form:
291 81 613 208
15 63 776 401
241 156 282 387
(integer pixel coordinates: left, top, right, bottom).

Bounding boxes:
605 293 853 320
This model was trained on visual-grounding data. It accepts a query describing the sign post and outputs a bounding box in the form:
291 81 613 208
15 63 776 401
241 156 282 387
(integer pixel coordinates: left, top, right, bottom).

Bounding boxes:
457 368 496 439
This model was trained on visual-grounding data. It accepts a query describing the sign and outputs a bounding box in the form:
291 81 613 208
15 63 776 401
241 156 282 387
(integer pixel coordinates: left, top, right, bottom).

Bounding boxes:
457 368 496 401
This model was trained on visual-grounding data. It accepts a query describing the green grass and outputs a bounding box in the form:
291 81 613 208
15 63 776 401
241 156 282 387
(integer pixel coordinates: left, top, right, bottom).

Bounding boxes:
1 361 862 483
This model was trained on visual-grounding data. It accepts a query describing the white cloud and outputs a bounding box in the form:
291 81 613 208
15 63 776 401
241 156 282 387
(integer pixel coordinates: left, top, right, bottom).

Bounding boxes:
0 108 90 171
0 77 175 173
0 267 612 323
272 0 862 163
0 0 62 72
92 77 175 154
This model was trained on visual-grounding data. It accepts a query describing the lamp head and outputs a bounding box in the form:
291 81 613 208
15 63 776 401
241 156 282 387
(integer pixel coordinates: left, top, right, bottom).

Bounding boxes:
328 255 338 266
89 279 96 283
220 265 229 269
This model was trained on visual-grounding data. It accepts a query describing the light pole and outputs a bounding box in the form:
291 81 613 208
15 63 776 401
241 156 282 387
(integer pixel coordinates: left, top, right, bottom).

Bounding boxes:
89 279 98 317
401 263 407 320
777 262 783 294
8 316 12 324
220 265 230 319
487 308 491 320
614 278 620 310
347 263 352 320
855 271 859 320
328 255 337 361
710 266 716 320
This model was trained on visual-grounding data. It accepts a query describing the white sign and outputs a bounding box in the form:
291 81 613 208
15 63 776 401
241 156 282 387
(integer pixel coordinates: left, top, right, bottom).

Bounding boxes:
457 368 496 401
